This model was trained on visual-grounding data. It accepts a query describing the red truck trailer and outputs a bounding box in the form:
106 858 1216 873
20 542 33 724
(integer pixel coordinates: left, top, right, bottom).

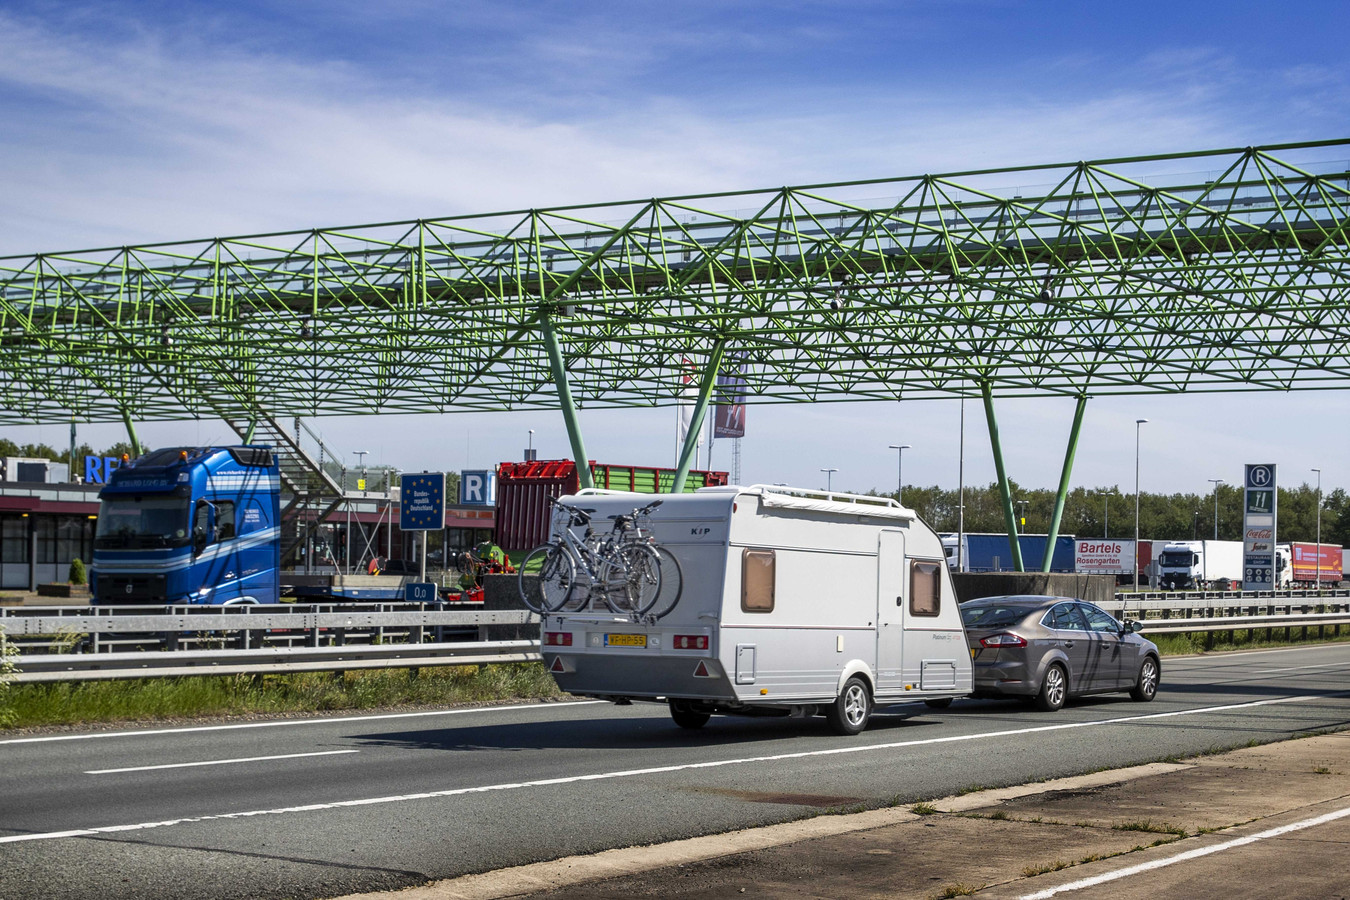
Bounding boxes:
494 459 729 556
1286 542 1343 585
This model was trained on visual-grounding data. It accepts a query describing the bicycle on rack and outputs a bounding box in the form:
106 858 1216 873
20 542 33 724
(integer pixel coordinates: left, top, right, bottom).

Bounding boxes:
517 500 664 615
606 499 683 620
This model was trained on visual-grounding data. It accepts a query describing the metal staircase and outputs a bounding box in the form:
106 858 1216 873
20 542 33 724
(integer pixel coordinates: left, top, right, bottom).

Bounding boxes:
222 411 390 569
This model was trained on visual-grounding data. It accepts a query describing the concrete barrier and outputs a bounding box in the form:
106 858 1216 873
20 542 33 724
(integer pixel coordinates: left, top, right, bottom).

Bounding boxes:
952 572 1115 606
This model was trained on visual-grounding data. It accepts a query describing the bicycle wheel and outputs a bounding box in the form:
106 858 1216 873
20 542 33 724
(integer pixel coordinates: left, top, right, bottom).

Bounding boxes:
608 542 661 615
642 545 684 619
518 545 576 613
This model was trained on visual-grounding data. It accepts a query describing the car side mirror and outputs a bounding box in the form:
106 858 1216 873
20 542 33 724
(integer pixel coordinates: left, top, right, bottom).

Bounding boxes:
1123 619 1143 634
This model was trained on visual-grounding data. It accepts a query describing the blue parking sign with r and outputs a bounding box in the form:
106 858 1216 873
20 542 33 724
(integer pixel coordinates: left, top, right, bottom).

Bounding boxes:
460 470 496 505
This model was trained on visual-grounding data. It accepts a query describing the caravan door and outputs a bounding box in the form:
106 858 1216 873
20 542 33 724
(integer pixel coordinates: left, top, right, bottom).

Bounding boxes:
876 529 906 693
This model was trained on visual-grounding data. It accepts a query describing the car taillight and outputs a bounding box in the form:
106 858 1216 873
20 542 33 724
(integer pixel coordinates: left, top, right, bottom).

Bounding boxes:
673 635 708 650
543 632 573 646
979 633 1027 648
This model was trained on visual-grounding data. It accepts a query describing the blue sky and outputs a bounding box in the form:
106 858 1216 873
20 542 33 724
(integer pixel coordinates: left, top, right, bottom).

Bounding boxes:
3 1 1348 497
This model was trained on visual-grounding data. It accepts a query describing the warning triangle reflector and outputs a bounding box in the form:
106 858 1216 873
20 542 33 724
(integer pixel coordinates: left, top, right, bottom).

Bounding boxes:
550 656 565 673
692 660 710 678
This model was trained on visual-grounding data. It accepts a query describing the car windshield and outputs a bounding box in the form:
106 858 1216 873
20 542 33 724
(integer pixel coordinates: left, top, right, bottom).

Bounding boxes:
95 497 191 548
960 604 1036 628
1159 551 1196 567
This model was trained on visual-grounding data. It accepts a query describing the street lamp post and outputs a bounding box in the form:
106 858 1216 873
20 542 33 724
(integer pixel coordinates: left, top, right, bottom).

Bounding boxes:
1134 419 1148 592
1208 478 1225 540
1097 490 1111 538
820 468 838 492
1313 467 1322 587
1016 499 1029 530
888 444 911 503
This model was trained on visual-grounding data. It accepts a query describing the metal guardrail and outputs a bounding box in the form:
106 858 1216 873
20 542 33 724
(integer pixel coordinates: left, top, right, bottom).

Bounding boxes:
4 594 1348 683
11 640 541 683
1113 588 1350 603
1136 612 1350 635
0 603 538 654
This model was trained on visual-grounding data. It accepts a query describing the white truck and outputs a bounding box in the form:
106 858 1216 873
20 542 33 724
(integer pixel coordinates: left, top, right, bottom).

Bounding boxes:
538 485 972 735
1156 540 1244 590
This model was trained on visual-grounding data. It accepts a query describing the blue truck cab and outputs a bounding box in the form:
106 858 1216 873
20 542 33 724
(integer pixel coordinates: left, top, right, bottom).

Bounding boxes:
91 446 281 605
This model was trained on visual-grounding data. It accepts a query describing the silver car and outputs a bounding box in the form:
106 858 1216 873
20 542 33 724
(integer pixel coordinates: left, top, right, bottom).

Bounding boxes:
960 595 1160 711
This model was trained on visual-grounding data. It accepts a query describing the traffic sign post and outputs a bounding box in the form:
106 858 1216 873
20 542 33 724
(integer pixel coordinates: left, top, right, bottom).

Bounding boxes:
400 472 446 583
1242 464 1278 591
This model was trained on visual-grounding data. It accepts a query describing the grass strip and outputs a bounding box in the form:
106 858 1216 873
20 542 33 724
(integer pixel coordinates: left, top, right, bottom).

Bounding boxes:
0 662 565 730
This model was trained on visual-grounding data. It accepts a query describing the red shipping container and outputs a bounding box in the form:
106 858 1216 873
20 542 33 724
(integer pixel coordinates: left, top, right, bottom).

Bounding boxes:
494 459 728 554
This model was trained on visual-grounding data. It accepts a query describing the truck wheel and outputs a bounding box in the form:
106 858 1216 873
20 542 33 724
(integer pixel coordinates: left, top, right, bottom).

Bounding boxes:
668 700 710 730
1130 656 1159 702
826 676 872 735
1034 663 1067 712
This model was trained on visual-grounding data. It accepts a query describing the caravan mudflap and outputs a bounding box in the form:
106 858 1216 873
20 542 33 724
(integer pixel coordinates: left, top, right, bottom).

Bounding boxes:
549 653 737 702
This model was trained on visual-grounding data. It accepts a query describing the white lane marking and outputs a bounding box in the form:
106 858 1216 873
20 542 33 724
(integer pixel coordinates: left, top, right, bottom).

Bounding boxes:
86 749 359 775
1251 664 1345 675
0 701 605 746
1164 645 1350 665
1019 803 1350 899
1 691 1343 846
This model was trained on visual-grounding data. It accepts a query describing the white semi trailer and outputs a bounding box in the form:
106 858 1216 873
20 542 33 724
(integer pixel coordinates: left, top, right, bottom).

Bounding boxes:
538 485 973 735
1156 540 1244 590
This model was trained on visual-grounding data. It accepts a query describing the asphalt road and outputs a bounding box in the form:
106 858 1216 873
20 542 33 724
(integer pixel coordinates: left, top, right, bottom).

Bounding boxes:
2 643 1348 900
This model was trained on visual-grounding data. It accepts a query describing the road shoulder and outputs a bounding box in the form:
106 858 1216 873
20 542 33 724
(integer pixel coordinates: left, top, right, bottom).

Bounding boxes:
334 731 1350 899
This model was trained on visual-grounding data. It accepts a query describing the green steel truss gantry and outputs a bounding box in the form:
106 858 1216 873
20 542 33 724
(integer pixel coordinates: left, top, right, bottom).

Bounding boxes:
4 140 1349 569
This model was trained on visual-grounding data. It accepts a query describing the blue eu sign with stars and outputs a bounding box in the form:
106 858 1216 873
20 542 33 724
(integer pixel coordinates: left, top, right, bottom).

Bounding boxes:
400 472 445 531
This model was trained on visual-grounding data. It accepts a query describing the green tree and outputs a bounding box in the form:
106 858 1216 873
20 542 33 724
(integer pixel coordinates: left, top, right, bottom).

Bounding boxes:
100 441 147 461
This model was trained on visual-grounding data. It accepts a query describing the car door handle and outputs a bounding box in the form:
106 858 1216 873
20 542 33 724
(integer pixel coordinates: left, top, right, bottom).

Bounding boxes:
1061 640 1074 648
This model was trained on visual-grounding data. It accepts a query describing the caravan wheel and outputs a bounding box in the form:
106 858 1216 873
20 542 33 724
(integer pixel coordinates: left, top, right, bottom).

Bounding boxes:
825 676 872 735
668 700 711 730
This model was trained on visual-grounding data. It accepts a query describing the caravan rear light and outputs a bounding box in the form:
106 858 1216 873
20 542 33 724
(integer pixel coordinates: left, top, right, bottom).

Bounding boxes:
673 635 708 650
543 632 573 646
979 633 1027 648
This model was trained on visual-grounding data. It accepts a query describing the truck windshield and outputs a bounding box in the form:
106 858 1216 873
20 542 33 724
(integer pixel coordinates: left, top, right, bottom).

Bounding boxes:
1159 551 1197 567
95 497 191 548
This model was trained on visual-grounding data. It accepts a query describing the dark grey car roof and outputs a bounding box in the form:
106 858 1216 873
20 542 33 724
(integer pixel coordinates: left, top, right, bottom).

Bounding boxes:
960 594 1079 606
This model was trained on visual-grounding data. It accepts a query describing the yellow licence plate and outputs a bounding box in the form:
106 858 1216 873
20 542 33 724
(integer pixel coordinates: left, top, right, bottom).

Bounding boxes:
605 633 647 648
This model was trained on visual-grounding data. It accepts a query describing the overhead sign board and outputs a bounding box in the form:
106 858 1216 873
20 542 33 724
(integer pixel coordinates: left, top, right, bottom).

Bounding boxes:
399 472 445 531
1242 463 1278 590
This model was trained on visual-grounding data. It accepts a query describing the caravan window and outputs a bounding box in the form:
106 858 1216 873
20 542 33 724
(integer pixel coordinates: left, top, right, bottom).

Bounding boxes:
741 549 776 613
910 561 941 617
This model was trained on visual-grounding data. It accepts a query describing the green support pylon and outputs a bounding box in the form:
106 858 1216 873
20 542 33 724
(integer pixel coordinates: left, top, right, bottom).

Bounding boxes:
243 416 257 444
121 408 142 458
1042 395 1088 572
540 313 593 490
671 340 726 493
981 382 1024 572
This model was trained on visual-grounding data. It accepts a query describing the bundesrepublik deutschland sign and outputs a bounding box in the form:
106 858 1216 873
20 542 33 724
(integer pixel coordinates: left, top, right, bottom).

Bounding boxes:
400 472 446 531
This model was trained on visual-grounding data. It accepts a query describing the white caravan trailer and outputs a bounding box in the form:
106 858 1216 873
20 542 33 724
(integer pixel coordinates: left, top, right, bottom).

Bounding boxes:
538 485 972 735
